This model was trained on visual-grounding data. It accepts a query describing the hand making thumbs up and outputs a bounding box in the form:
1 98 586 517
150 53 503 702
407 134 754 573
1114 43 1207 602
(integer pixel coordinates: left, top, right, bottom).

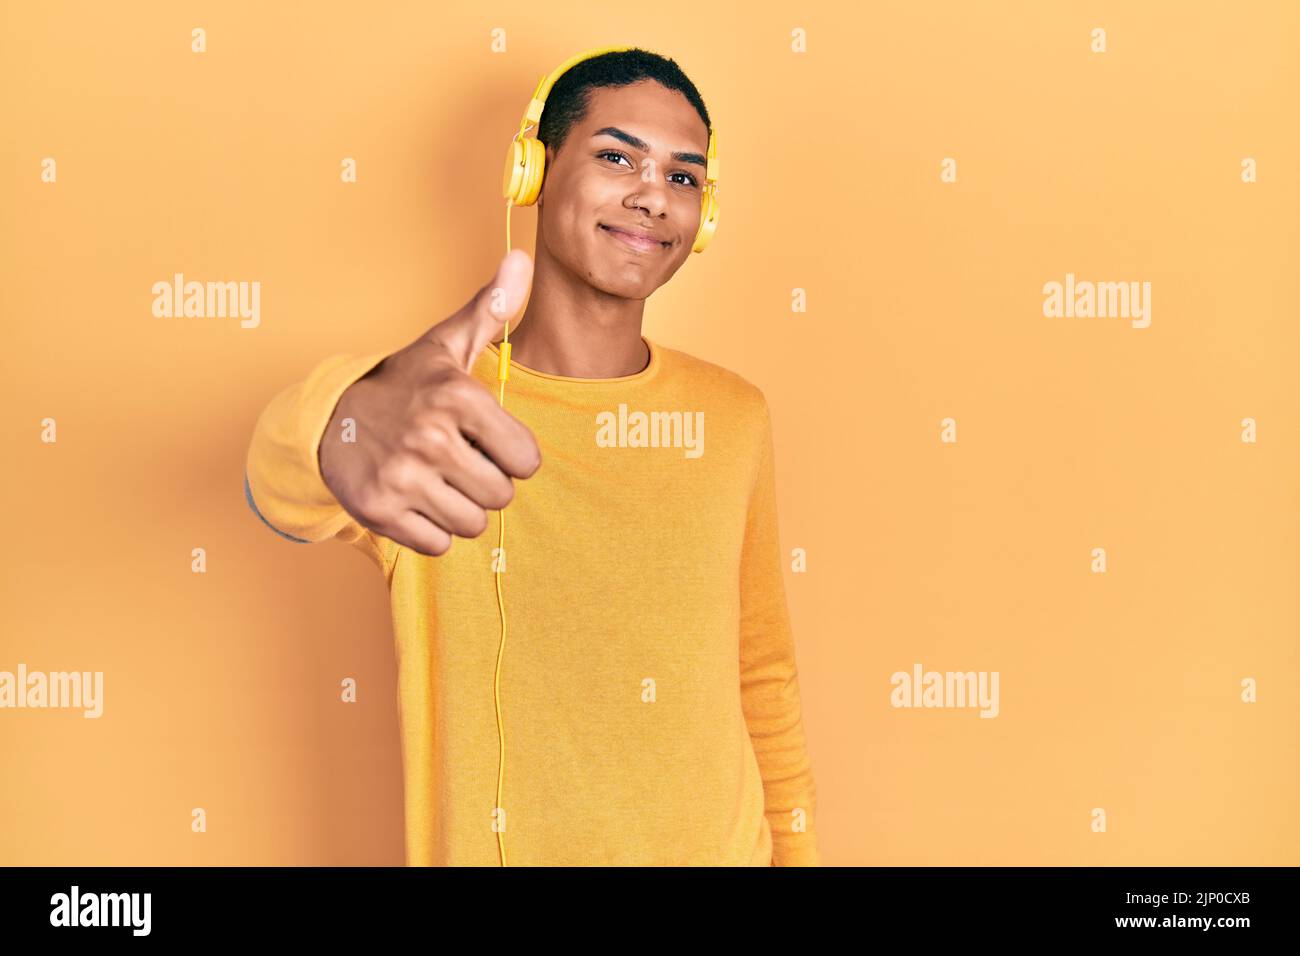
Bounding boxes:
319 249 541 556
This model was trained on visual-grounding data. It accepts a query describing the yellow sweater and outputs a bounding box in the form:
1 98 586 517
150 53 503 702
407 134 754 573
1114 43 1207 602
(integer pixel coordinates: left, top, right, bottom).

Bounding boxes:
244 335 821 866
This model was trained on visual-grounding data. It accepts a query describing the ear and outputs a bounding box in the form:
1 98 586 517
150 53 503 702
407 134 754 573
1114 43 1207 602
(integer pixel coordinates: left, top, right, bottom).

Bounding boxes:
537 143 556 206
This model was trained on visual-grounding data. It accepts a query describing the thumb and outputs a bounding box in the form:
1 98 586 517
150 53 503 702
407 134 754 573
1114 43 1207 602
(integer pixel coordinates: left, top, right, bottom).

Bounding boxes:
432 248 533 373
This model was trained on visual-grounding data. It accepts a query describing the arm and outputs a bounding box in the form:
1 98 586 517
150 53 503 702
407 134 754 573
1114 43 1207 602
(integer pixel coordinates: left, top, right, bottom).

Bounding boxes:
738 396 822 866
244 351 397 577
247 250 539 564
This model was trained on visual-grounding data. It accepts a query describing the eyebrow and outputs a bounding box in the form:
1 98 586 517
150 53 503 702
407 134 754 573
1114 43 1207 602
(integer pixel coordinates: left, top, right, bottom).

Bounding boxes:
591 126 707 169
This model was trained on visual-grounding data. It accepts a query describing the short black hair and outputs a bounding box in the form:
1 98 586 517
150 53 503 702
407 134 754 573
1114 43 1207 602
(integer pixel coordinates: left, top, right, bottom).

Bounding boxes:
536 48 712 157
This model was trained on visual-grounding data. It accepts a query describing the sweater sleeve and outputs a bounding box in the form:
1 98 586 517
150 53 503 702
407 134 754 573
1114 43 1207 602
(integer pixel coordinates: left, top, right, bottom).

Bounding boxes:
738 395 822 866
244 352 398 579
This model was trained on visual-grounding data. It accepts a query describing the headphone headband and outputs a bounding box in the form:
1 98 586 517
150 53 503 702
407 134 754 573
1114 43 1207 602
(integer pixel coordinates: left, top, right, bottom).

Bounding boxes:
516 45 634 134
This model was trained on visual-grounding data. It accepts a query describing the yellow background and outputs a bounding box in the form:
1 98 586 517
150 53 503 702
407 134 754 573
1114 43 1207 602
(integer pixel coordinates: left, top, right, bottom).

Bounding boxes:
1 0 1296 865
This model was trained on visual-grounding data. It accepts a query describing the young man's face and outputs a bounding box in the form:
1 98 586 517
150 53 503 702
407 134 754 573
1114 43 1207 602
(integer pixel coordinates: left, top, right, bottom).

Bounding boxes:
537 79 711 301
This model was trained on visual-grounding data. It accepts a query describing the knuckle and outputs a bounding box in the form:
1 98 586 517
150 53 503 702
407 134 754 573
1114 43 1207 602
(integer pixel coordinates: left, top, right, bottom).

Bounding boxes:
376 456 416 491
352 495 390 530
431 371 472 405
418 367 455 403
421 421 452 454
407 413 457 460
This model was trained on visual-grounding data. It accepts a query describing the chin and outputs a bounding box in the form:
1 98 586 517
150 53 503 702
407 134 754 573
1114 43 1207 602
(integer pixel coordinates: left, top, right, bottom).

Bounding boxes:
564 240 679 299
574 257 657 298
595 269 664 300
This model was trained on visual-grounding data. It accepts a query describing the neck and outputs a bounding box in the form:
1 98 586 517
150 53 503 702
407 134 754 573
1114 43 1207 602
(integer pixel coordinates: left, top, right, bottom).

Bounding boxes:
498 234 651 379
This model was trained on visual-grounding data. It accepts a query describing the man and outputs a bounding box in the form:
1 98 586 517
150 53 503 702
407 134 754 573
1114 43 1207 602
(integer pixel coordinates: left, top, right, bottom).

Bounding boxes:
244 47 821 866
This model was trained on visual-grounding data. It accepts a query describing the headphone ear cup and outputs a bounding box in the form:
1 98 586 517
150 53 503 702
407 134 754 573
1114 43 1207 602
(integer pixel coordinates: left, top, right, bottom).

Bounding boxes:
691 189 719 253
519 138 547 206
502 138 548 206
502 139 526 203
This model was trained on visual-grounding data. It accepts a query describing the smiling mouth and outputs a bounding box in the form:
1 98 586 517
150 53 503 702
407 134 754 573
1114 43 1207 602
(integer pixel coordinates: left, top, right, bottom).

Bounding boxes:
600 224 671 252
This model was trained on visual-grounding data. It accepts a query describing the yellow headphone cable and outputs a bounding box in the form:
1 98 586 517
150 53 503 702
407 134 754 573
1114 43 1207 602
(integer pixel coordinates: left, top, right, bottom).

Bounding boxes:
492 198 513 868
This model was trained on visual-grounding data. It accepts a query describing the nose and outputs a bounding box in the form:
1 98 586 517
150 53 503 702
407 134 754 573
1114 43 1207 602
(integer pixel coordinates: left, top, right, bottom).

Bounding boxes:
624 175 669 218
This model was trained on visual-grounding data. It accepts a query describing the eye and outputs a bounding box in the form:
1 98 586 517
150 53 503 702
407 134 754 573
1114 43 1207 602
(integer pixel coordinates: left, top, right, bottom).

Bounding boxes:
597 149 633 168
669 171 700 188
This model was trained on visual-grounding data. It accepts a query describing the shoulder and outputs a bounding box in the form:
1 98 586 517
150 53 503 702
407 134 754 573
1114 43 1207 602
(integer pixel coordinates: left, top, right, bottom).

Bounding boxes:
654 341 771 421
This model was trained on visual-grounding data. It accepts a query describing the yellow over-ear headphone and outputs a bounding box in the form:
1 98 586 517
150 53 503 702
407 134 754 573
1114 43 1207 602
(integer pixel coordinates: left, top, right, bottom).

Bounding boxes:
490 46 719 867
